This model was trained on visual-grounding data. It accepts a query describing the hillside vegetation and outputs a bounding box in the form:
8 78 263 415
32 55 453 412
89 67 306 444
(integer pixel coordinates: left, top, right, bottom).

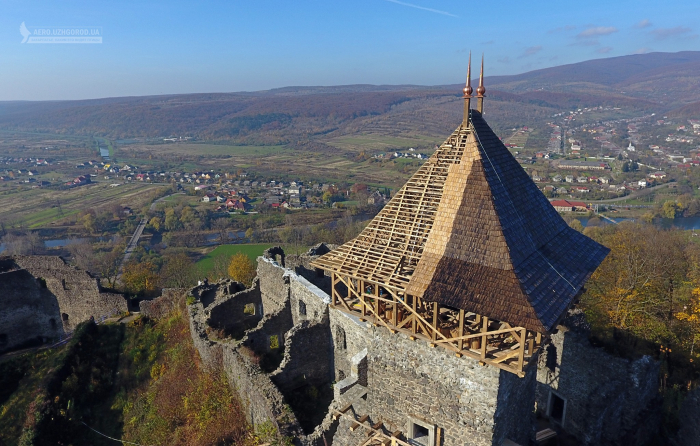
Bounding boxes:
0 304 258 446
0 52 696 148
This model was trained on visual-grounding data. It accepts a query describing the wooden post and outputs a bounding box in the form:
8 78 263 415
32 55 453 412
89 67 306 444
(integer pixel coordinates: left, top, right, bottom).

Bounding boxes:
331 273 337 307
527 330 534 356
457 309 465 351
517 327 526 371
480 316 489 361
392 294 398 327
431 302 439 341
412 296 417 335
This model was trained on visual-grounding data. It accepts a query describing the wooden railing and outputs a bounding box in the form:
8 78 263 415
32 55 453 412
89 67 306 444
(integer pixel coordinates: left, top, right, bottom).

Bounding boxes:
331 272 543 377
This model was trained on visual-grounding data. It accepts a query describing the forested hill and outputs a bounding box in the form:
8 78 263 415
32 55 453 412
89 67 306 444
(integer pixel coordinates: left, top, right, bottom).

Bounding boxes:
0 51 696 142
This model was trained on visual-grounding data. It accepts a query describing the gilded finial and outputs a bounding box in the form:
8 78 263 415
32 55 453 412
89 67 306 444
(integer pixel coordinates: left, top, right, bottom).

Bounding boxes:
462 52 472 127
477 54 486 113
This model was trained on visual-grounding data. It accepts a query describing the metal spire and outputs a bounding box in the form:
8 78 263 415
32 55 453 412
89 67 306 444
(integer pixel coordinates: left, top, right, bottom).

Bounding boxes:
477 54 486 114
462 51 473 127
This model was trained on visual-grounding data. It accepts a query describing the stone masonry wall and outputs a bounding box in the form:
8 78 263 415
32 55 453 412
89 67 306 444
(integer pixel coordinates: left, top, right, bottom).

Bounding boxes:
205 285 262 339
494 365 537 446
243 299 294 357
328 308 372 383
675 387 700 446
13 255 127 331
0 269 63 352
223 345 302 438
270 321 333 393
363 326 529 446
536 324 660 446
258 257 289 313
140 288 186 319
288 271 330 326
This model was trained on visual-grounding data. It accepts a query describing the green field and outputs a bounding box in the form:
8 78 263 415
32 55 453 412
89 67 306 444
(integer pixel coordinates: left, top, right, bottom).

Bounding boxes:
327 134 437 151
196 244 274 276
142 143 286 157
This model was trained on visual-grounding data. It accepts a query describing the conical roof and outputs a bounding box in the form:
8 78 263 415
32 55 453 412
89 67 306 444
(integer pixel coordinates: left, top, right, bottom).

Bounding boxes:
312 110 609 332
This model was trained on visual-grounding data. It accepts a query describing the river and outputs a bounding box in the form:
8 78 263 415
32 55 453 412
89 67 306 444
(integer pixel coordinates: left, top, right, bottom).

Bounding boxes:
577 216 700 230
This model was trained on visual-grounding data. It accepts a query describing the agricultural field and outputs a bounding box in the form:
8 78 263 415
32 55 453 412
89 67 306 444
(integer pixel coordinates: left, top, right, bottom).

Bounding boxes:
326 134 438 152
0 182 165 228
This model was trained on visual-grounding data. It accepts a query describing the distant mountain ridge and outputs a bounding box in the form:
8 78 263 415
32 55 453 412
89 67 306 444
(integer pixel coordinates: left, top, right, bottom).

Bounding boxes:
0 51 696 141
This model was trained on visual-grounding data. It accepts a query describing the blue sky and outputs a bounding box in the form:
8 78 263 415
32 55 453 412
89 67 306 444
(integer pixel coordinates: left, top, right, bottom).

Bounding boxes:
0 0 698 100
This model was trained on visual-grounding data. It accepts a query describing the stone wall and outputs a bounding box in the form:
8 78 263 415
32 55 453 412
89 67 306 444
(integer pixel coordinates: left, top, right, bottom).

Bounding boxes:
222 346 303 439
0 269 63 352
288 272 330 326
13 255 127 331
0 255 128 352
258 257 289 313
535 322 660 445
675 387 700 446
360 325 532 446
271 321 333 392
243 299 294 359
205 284 262 339
328 308 372 383
139 288 186 319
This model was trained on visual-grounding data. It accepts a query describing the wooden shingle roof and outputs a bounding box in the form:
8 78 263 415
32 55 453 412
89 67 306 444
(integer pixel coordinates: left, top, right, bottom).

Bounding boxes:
312 110 609 332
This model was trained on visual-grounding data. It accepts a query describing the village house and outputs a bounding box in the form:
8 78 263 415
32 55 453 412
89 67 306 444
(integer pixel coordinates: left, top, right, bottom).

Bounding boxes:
551 199 588 212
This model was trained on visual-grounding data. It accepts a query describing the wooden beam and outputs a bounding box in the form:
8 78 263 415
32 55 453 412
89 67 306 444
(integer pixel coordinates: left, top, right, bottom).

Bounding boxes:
517 327 526 371
431 302 439 341
480 316 488 361
458 309 465 351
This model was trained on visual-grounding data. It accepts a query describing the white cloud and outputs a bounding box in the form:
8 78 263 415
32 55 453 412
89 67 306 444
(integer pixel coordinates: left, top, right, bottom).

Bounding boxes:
519 46 542 58
577 26 618 38
649 26 693 40
634 19 652 29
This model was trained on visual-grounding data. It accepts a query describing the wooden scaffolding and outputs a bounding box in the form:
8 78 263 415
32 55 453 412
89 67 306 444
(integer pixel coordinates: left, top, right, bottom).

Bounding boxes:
311 73 608 377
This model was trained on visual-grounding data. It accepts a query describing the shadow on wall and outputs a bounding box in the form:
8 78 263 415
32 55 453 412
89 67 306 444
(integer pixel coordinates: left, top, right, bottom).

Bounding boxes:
536 323 661 446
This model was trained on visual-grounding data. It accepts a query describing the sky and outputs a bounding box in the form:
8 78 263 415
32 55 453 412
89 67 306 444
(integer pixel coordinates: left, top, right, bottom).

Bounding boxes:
0 0 698 101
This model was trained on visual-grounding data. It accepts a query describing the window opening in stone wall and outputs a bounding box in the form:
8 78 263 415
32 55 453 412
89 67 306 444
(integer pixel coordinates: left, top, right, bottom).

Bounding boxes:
49 319 57 330
269 335 279 349
0 334 7 346
244 303 256 315
408 418 435 446
299 300 307 316
548 391 567 426
62 313 69 322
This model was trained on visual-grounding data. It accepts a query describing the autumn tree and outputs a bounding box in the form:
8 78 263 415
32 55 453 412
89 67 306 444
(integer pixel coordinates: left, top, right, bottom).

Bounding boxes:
582 223 688 342
95 247 123 288
676 287 700 357
122 260 160 295
227 252 256 287
160 252 195 288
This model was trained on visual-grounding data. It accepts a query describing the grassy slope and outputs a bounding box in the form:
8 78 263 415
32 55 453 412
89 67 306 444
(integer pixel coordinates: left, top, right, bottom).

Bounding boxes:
0 308 255 446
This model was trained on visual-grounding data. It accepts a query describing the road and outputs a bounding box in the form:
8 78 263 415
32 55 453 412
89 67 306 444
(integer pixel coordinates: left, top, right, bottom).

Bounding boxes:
587 182 672 204
120 192 185 271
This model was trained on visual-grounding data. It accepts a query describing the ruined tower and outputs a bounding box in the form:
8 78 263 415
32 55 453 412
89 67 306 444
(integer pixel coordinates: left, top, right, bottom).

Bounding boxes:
310 59 609 445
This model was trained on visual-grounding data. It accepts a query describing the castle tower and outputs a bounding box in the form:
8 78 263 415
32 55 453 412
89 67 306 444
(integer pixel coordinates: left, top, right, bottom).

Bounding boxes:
312 60 609 446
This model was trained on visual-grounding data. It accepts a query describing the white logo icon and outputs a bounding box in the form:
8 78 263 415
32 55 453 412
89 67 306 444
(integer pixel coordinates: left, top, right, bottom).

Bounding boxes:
20 22 31 43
